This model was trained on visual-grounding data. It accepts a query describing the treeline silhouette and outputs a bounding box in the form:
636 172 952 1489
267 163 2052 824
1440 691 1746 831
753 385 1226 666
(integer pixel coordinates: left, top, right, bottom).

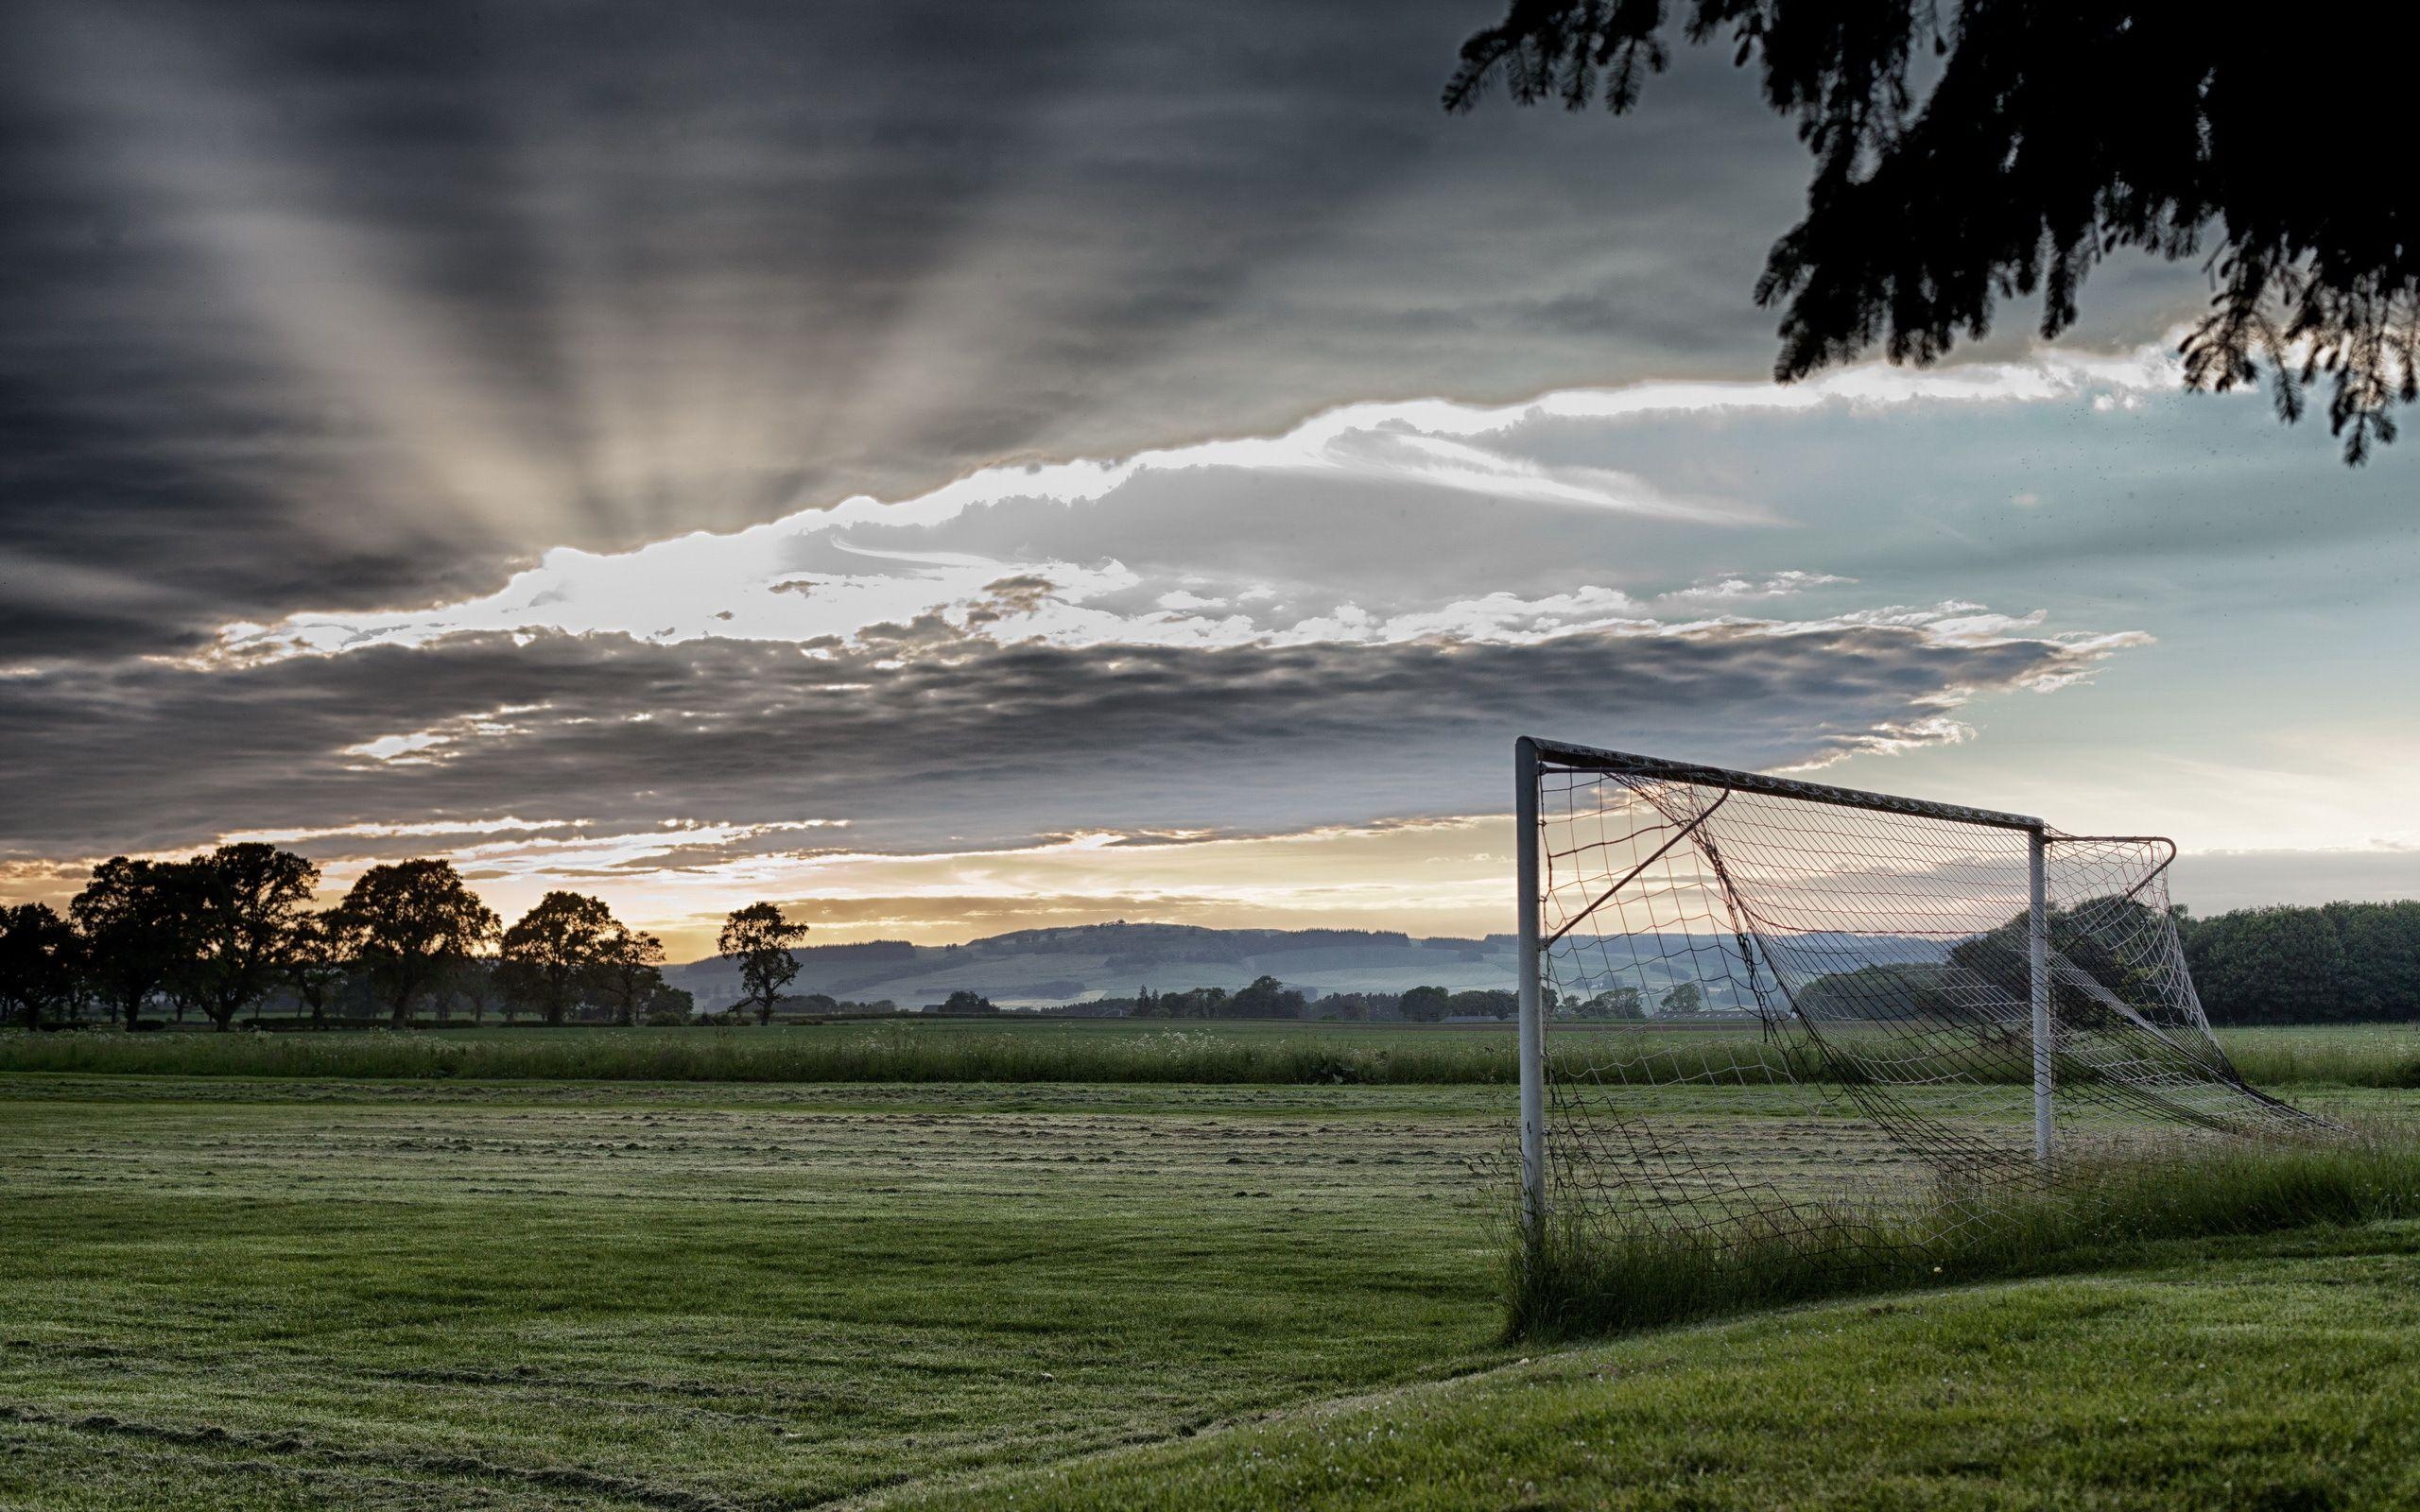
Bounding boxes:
5 850 2415 1030
0 845 807 1032
2181 901 2420 1024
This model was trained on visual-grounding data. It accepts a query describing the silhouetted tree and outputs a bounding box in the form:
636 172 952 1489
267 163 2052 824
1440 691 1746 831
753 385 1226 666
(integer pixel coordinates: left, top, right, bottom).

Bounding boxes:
446 954 500 1025
179 844 319 1032
0 902 79 1030
1230 974 1308 1019
2175 901 2418 1023
2325 901 2420 1021
1949 894 2170 1028
1446 1 2420 463
1568 986 1645 1021
1316 990 1401 1022
1152 986 1230 1019
592 923 667 1026
2194 904 2347 1022
643 982 696 1025
719 902 808 1025
1660 981 1705 1016
284 913 349 1029
1790 964 1955 1022
1447 988 1519 1021
498 892 620 1026
1400 984 1452 1022
334 860 501 1027
70 857 191 1029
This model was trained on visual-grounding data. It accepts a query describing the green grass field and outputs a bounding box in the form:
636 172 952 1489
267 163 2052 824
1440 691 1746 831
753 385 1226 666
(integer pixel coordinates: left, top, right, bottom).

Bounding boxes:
0 1019 1538 1086
1 1028 2415 1509
3 1019 2414 1088
908 1222 2420 1510
0 1076 1515 1509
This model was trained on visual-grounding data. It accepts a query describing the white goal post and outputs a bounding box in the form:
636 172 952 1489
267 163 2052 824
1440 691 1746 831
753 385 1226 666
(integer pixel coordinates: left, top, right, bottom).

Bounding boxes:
1513 735 2309 1247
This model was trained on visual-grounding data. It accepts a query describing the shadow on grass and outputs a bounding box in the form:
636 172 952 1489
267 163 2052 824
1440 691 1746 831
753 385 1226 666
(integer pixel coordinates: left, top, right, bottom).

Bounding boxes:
1509 1122 2420 1340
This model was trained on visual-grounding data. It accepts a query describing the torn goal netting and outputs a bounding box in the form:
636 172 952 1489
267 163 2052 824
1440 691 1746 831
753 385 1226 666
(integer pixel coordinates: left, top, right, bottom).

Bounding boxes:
1522 739 2319 1260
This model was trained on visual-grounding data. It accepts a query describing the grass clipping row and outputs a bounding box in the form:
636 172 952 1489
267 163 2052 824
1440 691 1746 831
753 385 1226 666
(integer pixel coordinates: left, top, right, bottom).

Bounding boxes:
6 1023 2417 1087
1509 1123 2420 1339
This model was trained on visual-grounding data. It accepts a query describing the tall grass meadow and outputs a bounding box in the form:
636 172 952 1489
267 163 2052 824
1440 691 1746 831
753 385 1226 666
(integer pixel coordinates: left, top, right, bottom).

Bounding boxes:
1507 1121 2420 1338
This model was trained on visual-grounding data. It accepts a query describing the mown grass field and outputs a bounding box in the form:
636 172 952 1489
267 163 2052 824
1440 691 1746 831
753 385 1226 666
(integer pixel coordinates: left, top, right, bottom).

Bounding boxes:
911 1222 2420 1510
0 1030 2413 1510
0 1075 1515 1509
3 1019 2414 1088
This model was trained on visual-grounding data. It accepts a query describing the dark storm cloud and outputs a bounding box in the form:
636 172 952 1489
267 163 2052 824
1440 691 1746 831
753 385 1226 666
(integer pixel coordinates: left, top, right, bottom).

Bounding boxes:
1 0 2208 667
0 620 2108 861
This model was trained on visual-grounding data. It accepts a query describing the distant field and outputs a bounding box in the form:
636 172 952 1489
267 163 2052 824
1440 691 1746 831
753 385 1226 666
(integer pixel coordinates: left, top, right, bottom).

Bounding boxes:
2215 1022 2420 1087
1 1019 2414 1088
0 1020 1532 1086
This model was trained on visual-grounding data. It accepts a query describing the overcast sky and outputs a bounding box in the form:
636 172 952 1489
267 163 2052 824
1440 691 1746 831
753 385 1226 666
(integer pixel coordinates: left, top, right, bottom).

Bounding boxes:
6 0 2414 957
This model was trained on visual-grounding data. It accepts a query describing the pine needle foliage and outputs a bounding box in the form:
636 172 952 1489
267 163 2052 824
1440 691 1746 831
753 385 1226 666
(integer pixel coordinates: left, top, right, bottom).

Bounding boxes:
1446 0 2420 463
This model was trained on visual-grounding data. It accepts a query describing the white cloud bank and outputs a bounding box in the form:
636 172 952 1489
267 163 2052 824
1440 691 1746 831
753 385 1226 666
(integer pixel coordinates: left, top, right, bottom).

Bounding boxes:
203 344 2178 662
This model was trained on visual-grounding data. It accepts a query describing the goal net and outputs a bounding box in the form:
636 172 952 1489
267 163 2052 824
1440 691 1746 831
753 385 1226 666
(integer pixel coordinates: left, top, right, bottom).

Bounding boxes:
1515 737 2315 1269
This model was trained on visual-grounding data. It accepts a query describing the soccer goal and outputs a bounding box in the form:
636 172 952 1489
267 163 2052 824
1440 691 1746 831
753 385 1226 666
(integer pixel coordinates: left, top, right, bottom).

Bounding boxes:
1513 736 2314 1260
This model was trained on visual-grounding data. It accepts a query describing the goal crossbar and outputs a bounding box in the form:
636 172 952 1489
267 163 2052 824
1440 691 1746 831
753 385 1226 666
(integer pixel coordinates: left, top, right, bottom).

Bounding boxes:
1522 736 2045 833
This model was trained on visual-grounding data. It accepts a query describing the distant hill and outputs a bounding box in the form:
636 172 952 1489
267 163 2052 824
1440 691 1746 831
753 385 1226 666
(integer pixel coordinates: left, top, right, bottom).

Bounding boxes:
664 920 1951 1012
665 921 1515 1011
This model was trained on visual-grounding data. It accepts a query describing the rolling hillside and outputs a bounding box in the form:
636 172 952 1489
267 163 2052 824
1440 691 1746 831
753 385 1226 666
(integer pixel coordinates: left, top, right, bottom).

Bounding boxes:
665 922 1521 1011
663 921 1953 1012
